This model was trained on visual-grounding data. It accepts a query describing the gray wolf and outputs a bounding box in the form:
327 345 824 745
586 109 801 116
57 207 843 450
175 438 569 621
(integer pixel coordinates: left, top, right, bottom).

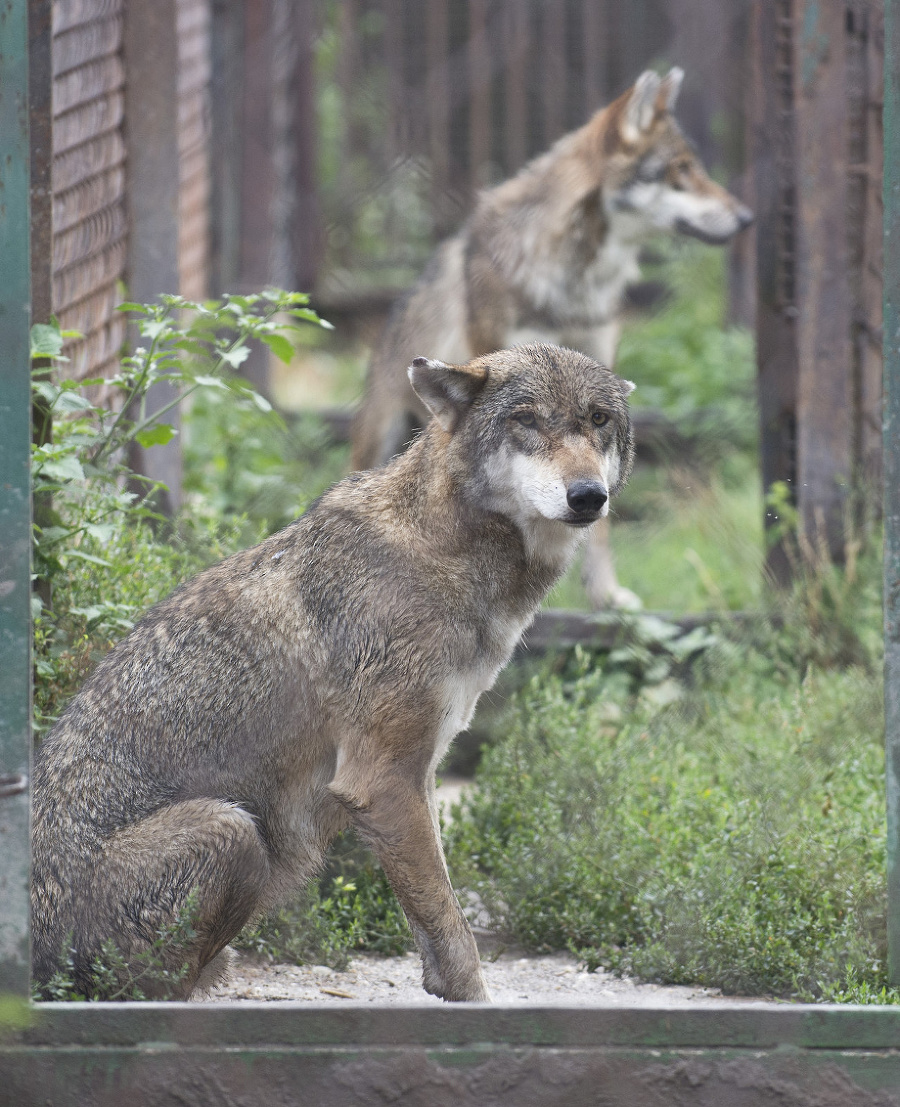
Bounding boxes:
32 342 635 1003
351 67 751 607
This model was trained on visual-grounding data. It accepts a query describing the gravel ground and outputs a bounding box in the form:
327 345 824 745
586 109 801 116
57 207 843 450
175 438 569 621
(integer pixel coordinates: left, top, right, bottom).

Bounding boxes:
201 947 774 1007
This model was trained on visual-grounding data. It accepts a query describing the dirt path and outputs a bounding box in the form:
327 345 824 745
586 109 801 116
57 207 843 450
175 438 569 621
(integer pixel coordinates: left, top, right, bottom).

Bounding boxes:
203 946 774 1007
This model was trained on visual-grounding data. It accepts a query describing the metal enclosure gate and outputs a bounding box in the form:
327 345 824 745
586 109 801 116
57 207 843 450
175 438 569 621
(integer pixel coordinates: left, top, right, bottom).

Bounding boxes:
5 1 900 1101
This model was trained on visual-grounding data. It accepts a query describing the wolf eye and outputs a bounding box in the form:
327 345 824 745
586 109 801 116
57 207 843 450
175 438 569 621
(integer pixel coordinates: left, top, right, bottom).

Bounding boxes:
591 411 609 427
515 411 536 427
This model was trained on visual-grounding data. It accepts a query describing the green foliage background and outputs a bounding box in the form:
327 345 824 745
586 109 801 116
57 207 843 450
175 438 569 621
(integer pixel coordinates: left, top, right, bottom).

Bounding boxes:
30 245 891 1002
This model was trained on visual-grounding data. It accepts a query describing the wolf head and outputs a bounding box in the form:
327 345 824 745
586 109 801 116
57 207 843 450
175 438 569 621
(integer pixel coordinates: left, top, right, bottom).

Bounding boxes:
409 344 634 554
598 68 753 245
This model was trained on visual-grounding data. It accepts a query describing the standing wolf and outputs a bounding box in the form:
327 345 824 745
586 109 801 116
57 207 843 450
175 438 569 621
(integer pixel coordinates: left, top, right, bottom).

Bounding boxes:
32 343 634 1003
352 67 751 607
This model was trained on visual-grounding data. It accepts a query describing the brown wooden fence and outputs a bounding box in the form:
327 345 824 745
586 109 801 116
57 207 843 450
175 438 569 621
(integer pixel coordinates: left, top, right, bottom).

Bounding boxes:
27 0 885 568
749 0 884 573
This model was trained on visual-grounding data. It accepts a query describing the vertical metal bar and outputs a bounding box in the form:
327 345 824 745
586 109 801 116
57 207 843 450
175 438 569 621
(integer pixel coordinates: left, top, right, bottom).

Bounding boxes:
0 0 33 997
883 0 900 986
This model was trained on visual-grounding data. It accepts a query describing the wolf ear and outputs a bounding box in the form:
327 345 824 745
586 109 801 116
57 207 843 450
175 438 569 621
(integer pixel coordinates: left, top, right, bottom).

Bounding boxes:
408 357 489 432
621 70 661 143
656 67 684 114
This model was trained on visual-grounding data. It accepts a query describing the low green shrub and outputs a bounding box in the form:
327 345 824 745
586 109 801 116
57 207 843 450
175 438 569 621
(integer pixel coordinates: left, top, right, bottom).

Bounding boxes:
446 561 889 1000
236 834 413 970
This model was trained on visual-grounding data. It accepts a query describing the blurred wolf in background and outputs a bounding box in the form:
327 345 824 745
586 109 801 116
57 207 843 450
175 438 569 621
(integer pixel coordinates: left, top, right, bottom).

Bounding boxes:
32 342 634 1004
352 67 752 608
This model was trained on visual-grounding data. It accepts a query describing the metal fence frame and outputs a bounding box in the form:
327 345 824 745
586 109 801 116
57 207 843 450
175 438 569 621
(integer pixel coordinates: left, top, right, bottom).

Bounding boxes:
5 0 900 1100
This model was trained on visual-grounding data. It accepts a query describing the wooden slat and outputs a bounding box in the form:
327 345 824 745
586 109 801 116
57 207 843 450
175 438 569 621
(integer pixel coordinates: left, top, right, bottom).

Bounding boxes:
749 0 799 584
52 88 123 154
53 0 123 37
468 0 490 194
794 0 853 559
177 0 211 301
427 0 451 235
541 0 566 144
52 204 127 271
502 0 529 173
53 54 124 116
52 130 125 193
582 0 606 115
52 12 121 77
52 238 127 311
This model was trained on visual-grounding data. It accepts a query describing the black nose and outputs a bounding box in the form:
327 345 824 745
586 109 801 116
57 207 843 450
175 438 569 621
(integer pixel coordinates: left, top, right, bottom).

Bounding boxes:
737 203 754 229
567 479 608 515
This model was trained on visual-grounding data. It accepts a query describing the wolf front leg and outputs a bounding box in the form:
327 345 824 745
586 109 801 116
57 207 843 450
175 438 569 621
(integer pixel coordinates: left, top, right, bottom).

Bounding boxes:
329 763 489 1002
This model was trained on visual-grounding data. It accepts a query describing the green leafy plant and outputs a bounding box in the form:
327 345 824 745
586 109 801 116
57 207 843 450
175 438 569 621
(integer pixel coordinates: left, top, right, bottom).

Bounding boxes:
236 833 413 969
35 890 200 1002
31 291 331 730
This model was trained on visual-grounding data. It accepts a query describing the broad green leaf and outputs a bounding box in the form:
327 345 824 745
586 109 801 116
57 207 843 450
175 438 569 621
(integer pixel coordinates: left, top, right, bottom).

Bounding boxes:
219 344 251 369
194 375 230 390
36 454 85 482
135 423 176 448
260 332 296 364
84 522 116 544
30 322 65 359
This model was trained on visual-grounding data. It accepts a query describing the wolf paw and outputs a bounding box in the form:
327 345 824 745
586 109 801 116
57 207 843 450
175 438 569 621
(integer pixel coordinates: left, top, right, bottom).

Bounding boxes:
589 584 643 611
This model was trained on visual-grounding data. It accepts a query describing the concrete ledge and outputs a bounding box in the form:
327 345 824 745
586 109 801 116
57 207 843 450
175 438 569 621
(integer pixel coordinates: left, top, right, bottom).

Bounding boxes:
4 1002 900 1105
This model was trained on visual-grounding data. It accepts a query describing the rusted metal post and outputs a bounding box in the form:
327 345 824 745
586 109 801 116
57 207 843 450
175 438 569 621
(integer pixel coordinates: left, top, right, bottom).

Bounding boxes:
883 0 900 986
0 0 33 997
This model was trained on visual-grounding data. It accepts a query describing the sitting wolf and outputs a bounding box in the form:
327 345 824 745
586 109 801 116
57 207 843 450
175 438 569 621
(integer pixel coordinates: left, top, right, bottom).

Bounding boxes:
351 67 752 608
32 343 634 1003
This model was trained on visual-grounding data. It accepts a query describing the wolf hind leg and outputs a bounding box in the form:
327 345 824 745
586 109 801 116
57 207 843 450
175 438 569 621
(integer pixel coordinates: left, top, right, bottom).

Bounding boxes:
75 799 270 998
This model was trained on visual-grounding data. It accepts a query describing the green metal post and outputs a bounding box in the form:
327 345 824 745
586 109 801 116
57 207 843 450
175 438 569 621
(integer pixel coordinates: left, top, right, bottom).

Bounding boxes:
0 0 33 995
885 0 900 985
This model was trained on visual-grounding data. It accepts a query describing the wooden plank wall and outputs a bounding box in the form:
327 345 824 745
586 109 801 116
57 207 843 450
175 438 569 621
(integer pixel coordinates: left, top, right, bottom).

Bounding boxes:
50 0 128 382
749 0 884 570
32 0 213 385
313 0 740 299
177 0 213 302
